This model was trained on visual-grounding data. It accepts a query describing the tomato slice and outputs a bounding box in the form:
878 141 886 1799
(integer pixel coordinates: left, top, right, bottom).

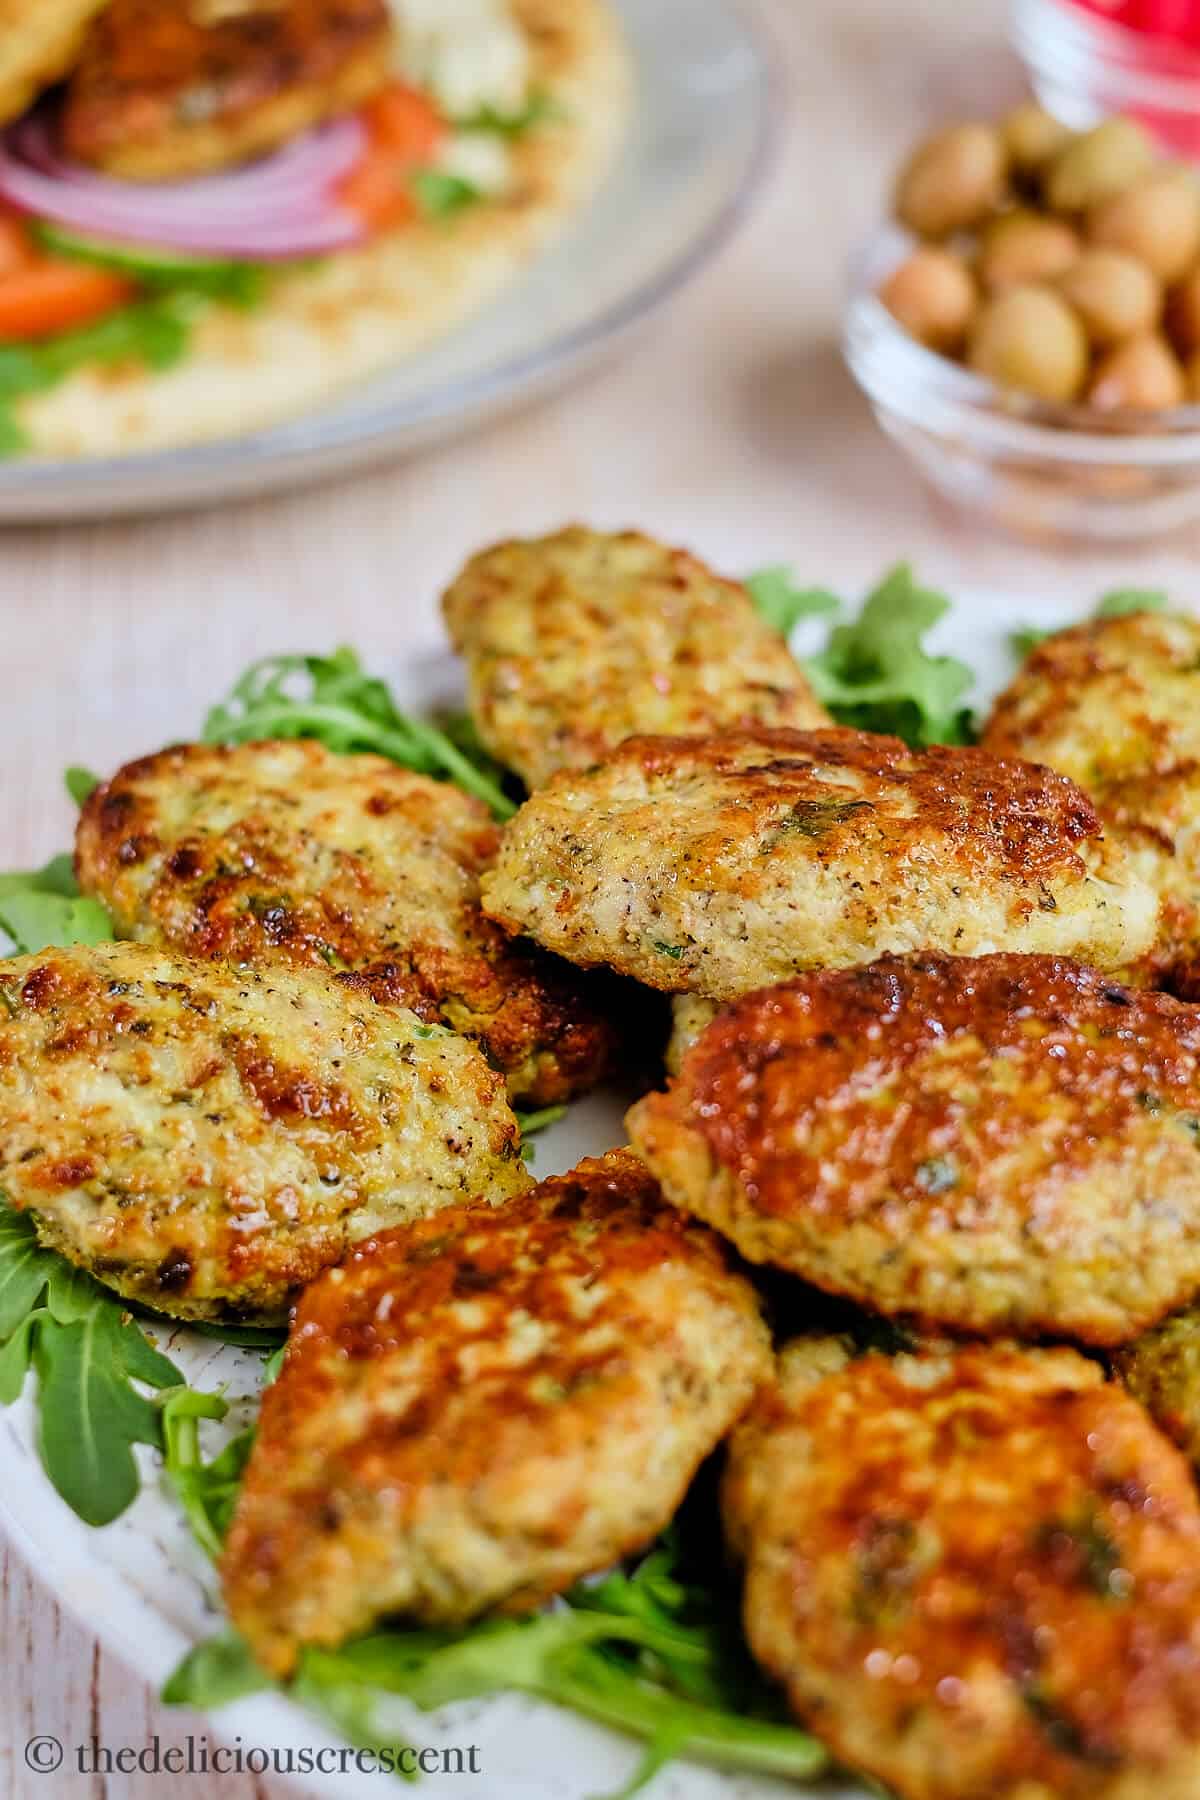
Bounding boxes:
0 261 133 343
338 150 417 231
363 84 445 162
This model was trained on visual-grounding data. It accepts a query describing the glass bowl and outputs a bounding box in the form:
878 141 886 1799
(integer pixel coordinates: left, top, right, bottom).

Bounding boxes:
1012 0 1200 154
844 223 1200 543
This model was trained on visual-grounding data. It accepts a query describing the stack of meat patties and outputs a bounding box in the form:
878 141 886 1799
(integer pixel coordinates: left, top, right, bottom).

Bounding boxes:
5 525 1200 1799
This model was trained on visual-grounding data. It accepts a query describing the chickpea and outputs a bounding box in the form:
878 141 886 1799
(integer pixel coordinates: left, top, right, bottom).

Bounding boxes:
1166 266 1200 355
1087 333 1186 409
977 209 1080 289
1044 117 1156 213
1003 102 1074 177
968 284 1090 402
878 246 977 351
894 123 1008 238
1057 248 1161 346
1087 168 1200 284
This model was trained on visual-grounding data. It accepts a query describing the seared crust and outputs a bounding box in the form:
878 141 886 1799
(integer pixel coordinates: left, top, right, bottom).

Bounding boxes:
61 0 394 180
983 612 1200 994
723 1339 1200 1800
442 527 830 789
75 740 617 1105
0 940 529 1323
629 954 1200 1345
0 0 110 129
481 728 1160 998
1116 1305 1200 1469
222 1150 771 1675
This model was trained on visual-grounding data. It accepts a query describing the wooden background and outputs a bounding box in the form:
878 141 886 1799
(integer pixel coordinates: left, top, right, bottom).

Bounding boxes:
4 0 1200 1793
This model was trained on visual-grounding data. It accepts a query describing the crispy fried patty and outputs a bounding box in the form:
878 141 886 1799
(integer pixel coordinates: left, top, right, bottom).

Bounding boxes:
60 0 395 180
481 729 1160 999
222 1150 771 1675
0 0 109 129
0 940 529 1323
983 611 1200 995
76 740 617 1105
723 1338 1200 1800
1117 1304 1200 1470
629 954 1200 1345
442 527 830 790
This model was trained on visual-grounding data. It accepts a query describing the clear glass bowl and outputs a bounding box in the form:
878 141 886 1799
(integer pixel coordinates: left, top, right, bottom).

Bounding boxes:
1012 0 1200 153
844 224 1200 543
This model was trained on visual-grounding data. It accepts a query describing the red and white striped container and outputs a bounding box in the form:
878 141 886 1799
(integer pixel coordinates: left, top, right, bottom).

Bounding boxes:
1012 0 1200 154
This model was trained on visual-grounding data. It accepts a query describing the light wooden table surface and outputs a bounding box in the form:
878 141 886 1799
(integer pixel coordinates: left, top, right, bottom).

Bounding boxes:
4 0 1200 1794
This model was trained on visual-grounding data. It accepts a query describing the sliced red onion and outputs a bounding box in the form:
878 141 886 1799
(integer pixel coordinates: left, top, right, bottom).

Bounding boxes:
0 113 369 260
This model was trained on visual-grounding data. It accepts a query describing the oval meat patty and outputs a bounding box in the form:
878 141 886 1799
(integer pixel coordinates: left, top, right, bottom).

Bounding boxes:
983 611 1200 995
0 940 529 1324
76 739 617 1105
60 0 395 181
481 728 1160 998
0 0 110 128
628 954 1200 1344
222 1149 771 1676
723 1338 1200 1800
1116 1304 1200 1470
442 527 830 790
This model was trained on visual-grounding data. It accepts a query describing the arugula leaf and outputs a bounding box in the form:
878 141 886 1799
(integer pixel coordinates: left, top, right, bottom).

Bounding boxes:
802 565 976 746
162 1387 256 1559
162 1633 273 1708
0 1208 181 1525
0 853 113 954
745 567 840 637
65 766 100 807
412 170 482 218
31 224 269 309
1095 587 1169 618
514 1103 567 1164
202 648 516 819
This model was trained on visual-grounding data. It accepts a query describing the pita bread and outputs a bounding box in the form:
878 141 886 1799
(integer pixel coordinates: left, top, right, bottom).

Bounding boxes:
0 0 111 128
17 0 631 458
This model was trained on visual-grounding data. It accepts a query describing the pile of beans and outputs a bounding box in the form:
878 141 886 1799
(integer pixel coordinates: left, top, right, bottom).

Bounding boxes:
880 106 1200 410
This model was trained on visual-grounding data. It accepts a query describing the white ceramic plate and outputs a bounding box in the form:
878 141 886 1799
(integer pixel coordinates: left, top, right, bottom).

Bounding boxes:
0 596 1107 1800
0 0 772 524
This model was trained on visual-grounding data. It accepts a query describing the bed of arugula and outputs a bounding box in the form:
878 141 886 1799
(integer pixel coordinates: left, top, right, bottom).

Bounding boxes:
0 566 1168 1795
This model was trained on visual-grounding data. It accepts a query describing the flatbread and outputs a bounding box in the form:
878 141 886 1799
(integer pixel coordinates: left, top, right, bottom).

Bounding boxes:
0 0 111 129
17 0 631 458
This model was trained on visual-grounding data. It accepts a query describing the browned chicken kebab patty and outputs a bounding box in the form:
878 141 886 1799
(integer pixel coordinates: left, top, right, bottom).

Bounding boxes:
0 940 529 1324
442 526 830 790
60 0 395 180
222 1149 771 1676
1116 1302 1200 1470
723 1337 1200 1800
481 729 1160 999
983 610 1200 997
75 739 619 1106
628 954 1200 1346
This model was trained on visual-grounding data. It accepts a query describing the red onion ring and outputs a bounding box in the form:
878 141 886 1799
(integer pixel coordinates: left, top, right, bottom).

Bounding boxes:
0 113 369 259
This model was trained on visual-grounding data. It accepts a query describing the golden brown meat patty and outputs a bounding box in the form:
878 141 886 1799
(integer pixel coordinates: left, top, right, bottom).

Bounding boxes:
222 1150 771 1675
983 611 1200 995
481 729 1160 999
441 527 830 790
723 1337 1200 1800
0 0 110 129
76 739 617 1105
1116 1304 1200 1470
629 954 1200 1345
0 940 529 1324
60 0 395 181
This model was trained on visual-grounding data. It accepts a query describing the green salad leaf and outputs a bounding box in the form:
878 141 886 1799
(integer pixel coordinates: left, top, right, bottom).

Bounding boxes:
162 1387 257 1560
456 91 564 136
64 765 100 807
202 648 516 819
0 1208 181 1524
412 171 482 218
0 854 113 954
745 567 840 637
32 223 269 309
793 564 976 746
